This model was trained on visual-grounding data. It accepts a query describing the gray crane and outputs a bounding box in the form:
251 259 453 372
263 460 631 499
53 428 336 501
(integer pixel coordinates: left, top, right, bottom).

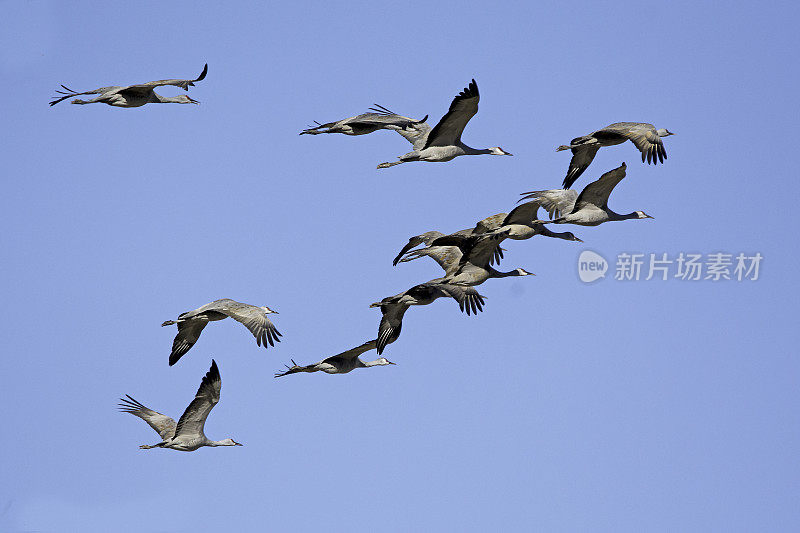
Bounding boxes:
396 206 581 278
426 201 584 252
370 282 486 354
376 79 512 168
274 339 395 377
497 200 584 242
49 64 207 107
162 298 281 366
396 243 465 278
393 212 508 269
427 232 533 286
521 163 654 226
118 360 242 452
300 104 428 135
558 122 674 188
393 230 448 266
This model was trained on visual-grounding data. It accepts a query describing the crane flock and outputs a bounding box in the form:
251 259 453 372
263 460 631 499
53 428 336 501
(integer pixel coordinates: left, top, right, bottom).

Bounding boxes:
50 66 674 450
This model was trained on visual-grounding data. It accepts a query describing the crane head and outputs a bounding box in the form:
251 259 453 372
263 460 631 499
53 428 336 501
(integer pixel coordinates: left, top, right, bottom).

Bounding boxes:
175 95 199 104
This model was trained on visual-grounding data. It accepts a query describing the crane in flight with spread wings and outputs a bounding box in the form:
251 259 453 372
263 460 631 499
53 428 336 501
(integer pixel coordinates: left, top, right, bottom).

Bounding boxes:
118 360 243 452
376 79 512 168
370 282 486 355
49 64 207 107
299 104 428 136
521 163 654 226
274 339 395 377
556 122 674 188
161 298 281 366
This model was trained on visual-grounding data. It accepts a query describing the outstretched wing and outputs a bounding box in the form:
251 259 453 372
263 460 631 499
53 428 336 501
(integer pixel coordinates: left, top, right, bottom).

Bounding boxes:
121 64 208 95
436 283 486 316
563 144 600 189
211 301 282 349
472 212 508 234
173 360 221 440
118 395 177 440
519 189 579 219
502 201 543 226
424 79 480 148
365 105 431 147
377 304 407 355
301 105 427 137
575 163 627 208
391 120 431 149
468 214 506 265
169 320 208 366
322 339 378 364
400 246 463 276
603 122 666 164
392 231 445 266
430 233 504 268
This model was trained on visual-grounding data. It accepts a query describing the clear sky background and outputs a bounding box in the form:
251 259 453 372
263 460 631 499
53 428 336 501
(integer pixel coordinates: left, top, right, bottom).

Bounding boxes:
2 1 798 531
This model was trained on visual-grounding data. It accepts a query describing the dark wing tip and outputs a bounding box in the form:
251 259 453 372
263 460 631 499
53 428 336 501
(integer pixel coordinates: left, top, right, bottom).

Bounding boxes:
208 359 220 381
461 79 478 98
196 63 208 81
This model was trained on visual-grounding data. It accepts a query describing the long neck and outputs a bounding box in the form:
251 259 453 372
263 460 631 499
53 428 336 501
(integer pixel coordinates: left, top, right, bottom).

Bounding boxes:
608 211 640 221
540 227 574 240
461 144 493 155
362 359 384 367
153 93 183 104
208 439 236 447
489 267 523 278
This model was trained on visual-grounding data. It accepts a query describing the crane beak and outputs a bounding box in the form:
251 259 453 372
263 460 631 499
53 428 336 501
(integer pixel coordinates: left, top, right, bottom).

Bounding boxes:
234 440 243 446
187 96 200 104
369 302 381 308
574 236 584 243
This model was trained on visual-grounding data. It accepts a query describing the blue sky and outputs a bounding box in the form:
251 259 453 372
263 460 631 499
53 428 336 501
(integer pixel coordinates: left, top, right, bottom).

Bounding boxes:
2 1 799 531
